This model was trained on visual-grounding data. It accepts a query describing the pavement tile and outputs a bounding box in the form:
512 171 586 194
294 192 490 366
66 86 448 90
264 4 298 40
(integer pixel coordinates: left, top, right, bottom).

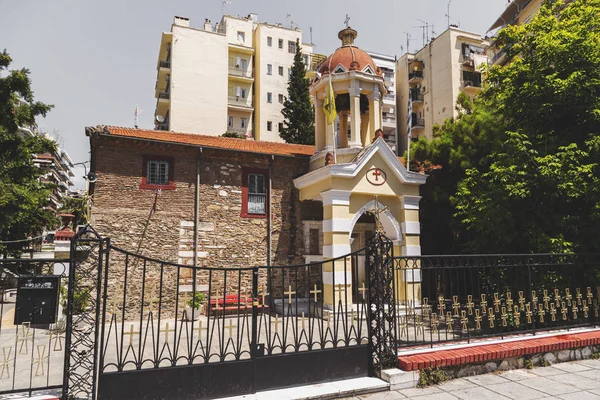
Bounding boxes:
486 381 547 400
465 373 508 386
558 391 600 400
553 373 600 391
574 369 600 382
358 391 405 400
437 379 478 391
408 393 460 400
551 362 592 373
394 386 442 398
518 376 581 395
498 368 537 381
448 386 511 400
573 359 600 369
529 366 569 377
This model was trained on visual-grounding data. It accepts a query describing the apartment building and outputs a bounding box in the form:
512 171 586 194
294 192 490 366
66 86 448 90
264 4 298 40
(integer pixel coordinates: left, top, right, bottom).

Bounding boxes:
368 52 398 153
18 127 75 212
396 27 489 154
153 15 323 143
487 0 573 65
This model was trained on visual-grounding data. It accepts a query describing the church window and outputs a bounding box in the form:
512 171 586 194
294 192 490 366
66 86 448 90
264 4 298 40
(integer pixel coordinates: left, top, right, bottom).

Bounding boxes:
267 64 272 75
267 121 272 131
288 40 296 54
267 36 272 47
241 167 268 218
267 92 272 103
278 39 284 49
140 155 175 190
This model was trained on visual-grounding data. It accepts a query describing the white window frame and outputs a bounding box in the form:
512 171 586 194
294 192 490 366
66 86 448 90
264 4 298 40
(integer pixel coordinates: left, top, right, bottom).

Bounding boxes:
288 40 296 54
247 173 266 215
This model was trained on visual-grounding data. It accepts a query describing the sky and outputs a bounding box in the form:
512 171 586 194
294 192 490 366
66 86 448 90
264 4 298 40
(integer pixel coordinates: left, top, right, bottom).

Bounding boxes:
1 0 508 188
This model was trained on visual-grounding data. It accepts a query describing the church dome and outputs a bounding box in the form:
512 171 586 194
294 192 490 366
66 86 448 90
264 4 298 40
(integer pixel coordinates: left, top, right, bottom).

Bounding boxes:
319 27 381 76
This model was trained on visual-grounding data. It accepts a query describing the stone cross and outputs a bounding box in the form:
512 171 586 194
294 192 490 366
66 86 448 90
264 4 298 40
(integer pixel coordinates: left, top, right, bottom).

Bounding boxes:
572 305 578 320
550 304 557 321
310 284 322 302
358 282 367 301
494 293 501 313
561 302 568 320
480 294 487 315
554 289 561 308
506 292 513 308
123 324 139 346
161 323 175 344
501 307 508 326
460 311 468 331
344 14 350 28
538 304 545 323
437 296 445 314
466 295 474 315
525 304 533 324
0 347 13 379
284 285 296 305
488 308 495 328
532 291 538 309
583 302 589 318
513 306 521 325
518 291 525 310
445 312 454 332
431 313 439 334
587 287 593 305
543 290 550 309
422 297 431 319
565 288 572 306
474 309 482 330
576 288 583 306
33 345 48 377
452 295 460 316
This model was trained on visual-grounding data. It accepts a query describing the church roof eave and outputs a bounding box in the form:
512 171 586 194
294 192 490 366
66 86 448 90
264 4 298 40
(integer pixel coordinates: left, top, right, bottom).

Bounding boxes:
293 138 427 190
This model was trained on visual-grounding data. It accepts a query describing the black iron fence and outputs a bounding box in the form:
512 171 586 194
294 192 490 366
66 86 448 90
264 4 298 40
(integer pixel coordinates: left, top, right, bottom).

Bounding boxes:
96 244 371 397
0 258 68 396
394 254 600 348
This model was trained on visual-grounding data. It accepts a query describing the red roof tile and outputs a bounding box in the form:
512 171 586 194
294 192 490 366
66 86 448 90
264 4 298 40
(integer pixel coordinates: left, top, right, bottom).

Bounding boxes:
97 126 316 158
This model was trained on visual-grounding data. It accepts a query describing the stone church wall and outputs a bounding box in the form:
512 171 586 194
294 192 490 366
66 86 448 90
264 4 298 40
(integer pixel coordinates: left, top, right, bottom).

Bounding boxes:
90 136 310 318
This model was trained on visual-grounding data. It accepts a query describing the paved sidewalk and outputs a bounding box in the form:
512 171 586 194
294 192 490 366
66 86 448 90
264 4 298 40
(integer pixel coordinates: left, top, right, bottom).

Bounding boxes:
350 358 600 399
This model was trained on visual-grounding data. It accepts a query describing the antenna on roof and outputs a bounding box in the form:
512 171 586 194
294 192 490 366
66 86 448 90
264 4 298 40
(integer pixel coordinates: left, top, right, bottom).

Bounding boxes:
221 0 231 14
286 14 292 28
134 105 140 129
413 19 431 47
446 0 452 29
403 32 415 53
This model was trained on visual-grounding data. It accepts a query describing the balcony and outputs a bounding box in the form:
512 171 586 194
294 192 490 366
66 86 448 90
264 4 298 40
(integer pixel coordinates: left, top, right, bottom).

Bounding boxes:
159 60 170 69
158 92 170 100
228 66 254 81
462 71 483 93
156 123 169 131
411 115 425 129
382 116 396 128
228 96 253 110
383 94 395 104
408 70 423 83
410 90 424 103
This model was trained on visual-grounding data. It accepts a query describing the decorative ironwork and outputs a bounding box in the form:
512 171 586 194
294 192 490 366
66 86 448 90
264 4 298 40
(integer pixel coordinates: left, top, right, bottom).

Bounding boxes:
394 254 600 348
63 226 106 400
366 232 397 376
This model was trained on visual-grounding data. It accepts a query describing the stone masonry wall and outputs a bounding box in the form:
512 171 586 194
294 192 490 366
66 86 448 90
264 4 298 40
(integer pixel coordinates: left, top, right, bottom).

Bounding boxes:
90 137 309 318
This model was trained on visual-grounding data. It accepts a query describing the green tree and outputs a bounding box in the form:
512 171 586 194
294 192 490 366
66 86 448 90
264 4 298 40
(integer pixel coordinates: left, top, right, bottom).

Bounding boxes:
280 39 314 145
454 0 600 254
0 50 57 256
415 0 600 254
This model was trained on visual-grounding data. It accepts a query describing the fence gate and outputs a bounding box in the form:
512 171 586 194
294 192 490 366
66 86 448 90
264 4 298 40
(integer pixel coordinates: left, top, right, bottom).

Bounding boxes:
366 232 398 377
88 236 402 399
0 256 68 397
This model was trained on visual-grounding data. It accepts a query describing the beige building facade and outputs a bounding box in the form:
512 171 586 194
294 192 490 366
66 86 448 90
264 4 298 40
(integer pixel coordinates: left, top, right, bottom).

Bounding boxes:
396 27 489 154
153 15 323 143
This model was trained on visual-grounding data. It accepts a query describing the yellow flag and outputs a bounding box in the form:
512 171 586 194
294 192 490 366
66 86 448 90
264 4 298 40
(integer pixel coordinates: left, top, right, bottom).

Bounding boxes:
323 77 337 125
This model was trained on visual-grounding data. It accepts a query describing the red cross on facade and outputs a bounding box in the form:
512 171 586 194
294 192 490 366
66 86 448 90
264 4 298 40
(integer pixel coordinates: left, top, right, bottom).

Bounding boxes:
372 168 382 181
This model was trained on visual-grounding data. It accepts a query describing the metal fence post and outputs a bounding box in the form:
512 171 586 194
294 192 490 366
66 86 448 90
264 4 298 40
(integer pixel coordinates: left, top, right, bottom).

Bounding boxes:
251 266 259 392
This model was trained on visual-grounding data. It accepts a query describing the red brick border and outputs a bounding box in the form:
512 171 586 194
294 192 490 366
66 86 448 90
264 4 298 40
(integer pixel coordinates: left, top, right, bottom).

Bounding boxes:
398 330 600 371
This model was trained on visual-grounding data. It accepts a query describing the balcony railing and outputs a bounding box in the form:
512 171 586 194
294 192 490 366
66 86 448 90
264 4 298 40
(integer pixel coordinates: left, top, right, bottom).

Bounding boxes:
156 123 169 131
158 92 170 100
410 90 424 102
159 60 171 69
383 94 395 102
411 116 425 128
229 67 253 78
382 117 396 124
408 70 423 81
228 96 252 108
